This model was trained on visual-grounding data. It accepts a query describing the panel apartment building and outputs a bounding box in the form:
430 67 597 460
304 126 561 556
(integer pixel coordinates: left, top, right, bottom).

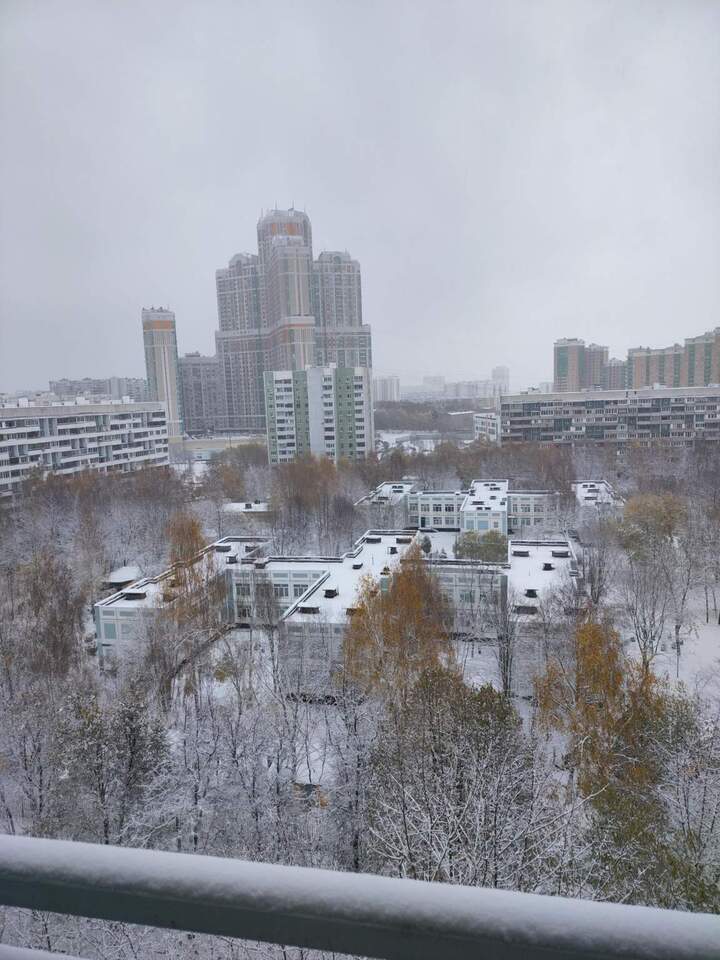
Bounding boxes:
215 209 372 433
0 401 169 503
553 327 720 393
178 353 220 435
500 386 720 447
264 366 374 464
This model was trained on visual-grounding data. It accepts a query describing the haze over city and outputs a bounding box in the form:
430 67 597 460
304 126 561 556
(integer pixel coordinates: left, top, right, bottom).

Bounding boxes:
1 1 719 392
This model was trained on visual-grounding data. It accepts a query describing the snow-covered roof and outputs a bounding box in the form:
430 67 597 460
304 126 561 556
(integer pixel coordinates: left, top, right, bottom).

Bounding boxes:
105 565 142 586
507 539 579 605
460 479 509 515
358 480 419 506
223 500 271 514
95 536 269 612
280 531 419 626
571 480 622 507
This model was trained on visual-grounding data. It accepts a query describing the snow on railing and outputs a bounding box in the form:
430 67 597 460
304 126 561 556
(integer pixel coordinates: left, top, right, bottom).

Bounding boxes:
0 835 718 960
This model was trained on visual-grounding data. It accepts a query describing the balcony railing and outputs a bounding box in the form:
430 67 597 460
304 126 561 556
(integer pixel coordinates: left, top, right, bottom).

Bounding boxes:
0 835 718 960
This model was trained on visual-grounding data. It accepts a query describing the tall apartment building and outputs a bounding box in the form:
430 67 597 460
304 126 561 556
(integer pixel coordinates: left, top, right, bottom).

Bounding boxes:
264 366 374 465
142 308 183 440
501 386 720 447
554 326 720 392
215 209 372 433
553 339 587 392
585 344 609 389
491 366 510 393
373 375 401 402
0 401 168 503
178 353 220 435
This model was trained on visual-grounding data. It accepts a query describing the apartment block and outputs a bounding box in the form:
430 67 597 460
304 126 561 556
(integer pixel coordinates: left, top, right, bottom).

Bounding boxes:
178 353 220 435
215 210 372 433
0 401 169 503
373 375 401 403
501 386 720 447
264 366 374 464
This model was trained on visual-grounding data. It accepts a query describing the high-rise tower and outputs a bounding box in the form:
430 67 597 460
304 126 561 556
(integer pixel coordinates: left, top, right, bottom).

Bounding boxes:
215 209 372 433
142 307 183 440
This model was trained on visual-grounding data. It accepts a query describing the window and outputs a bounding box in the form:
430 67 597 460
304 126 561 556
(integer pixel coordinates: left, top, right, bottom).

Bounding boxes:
273 584 289 599
293 583 307 598
103 621 117 640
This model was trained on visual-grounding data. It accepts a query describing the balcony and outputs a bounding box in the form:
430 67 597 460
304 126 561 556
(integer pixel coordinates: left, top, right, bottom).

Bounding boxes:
0 835 718 959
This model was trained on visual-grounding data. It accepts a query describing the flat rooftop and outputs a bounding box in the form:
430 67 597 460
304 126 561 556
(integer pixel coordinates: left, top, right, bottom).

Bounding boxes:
460 479 508 514
95 536 269 611
280 530 419 624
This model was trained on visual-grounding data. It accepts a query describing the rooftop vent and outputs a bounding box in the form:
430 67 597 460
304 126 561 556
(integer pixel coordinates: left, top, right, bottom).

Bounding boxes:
542 562 554 571
215 544 231 553
245 502 252 509
324 587 338 598
298 605 320 615
396 536 412 544
352 562 363 570
122 590 147 601
389 546 398 555
226 555 238 564
365 536 381 544
525 588 538 599
512 549 530 557
552 550 570 558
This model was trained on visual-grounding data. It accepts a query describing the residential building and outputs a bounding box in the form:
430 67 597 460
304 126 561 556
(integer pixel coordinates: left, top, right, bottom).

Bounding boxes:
492 365 510 393
627 343 684 389
555 326 720 391
49 377 148 402
142 307 183 440
605 358 627 390
585 344 609 389
0 401 169 503
215 209 372 433
473 410 501 445
264 366 374 464
178 353 220 435
500 386 720 447
373 375 401 403
553 339 588 392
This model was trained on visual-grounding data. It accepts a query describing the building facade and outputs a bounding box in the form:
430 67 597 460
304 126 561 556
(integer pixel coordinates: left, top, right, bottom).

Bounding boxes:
264 366 374 464
178 353 220 435
0 401 169 503
501 386 720 447
405 480 560 535
215 209 372 433
142 307 183 440
373 375 401 403
473 410 501 445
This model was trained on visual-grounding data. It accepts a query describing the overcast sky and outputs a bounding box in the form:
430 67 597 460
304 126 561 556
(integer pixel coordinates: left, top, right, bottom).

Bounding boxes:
1 0 718 392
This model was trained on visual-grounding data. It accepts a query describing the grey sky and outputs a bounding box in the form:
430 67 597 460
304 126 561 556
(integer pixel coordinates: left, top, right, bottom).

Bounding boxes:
1 0 718 392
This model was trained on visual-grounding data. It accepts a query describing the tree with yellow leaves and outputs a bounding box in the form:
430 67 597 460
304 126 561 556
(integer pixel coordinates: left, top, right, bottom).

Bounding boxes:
342 545 453 702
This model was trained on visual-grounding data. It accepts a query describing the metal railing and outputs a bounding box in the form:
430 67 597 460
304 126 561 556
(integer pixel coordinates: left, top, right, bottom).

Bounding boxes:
0 835 718 960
